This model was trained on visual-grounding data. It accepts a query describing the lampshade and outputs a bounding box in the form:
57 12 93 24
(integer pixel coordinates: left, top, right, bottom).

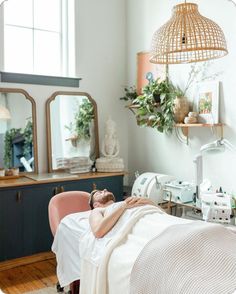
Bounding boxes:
0 0 7 5
150 2 228 64
0 105 11 120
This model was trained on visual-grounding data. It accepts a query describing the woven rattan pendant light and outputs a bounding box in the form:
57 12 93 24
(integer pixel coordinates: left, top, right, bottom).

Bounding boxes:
150 2 228 64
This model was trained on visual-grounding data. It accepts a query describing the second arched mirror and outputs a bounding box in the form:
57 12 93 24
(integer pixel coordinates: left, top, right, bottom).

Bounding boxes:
46 91 99 173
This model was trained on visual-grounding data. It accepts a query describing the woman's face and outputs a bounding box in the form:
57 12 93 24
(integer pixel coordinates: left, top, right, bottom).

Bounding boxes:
93 189 116 207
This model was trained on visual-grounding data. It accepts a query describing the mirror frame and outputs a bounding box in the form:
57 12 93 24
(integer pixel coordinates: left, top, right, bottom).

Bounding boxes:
0 87 38 174
46 91 100 173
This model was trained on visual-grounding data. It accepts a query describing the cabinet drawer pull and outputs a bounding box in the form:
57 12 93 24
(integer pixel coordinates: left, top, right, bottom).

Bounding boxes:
16 191 22 202
92 182 97 190
53 187 59 195
60 186 65 192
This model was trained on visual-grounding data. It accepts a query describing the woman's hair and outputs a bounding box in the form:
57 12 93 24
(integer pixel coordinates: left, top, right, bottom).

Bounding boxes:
89 190 98 210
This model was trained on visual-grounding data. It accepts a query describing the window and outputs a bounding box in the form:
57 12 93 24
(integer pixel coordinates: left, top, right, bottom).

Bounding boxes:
1 0 75 77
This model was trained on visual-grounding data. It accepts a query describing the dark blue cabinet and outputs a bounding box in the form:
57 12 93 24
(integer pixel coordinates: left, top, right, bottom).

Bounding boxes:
0 174 124 262
59 176 124 201
0 184 55 261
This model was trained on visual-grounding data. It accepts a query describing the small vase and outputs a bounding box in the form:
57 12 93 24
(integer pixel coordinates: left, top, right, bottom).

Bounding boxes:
173 96 189 123
0 168 5 177
12 167 19 176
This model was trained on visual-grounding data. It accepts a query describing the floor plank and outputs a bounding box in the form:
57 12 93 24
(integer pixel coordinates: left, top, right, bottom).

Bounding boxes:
0 259 57 294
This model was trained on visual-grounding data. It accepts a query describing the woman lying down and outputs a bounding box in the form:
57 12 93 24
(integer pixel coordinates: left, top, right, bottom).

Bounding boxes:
52 189 236 294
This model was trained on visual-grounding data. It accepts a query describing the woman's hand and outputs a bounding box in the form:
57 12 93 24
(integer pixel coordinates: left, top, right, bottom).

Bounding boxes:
123 196 155 209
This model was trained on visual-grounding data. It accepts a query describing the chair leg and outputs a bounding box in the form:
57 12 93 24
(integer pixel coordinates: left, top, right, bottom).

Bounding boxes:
56 281 64 292
70 280 80 294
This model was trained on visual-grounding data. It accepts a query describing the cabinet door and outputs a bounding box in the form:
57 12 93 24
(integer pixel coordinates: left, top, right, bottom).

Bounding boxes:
0 193 3 260
22 184 55 256
59 175 124 202
0 188 24 261
0 183 57 261
58 179 89 193
91 176 124 202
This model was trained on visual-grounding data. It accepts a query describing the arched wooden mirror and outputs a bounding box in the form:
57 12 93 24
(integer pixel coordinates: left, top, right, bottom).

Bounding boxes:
0 88 38 174
46 91 99 173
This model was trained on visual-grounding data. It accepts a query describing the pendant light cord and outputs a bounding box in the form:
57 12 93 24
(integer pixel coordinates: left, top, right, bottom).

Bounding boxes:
227 0 236 7
0 0 7 6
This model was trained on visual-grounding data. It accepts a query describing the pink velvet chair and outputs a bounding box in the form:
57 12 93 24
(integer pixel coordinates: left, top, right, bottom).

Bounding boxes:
48 191 91 294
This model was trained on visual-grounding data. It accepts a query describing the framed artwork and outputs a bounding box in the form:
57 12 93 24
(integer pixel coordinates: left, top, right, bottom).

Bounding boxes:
195 81 220 124
137 51 166 95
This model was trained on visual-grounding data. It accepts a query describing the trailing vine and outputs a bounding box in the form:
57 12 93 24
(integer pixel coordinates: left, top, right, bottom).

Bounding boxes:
65 99 94 141
23 120 33 158
75 99 94 140
120 79 176 134
4 128 21 168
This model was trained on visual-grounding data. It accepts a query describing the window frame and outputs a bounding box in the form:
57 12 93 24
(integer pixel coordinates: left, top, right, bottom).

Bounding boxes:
0 0 76 79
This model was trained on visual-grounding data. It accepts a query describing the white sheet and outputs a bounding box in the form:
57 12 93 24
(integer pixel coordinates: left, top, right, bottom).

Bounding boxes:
51 210 91 287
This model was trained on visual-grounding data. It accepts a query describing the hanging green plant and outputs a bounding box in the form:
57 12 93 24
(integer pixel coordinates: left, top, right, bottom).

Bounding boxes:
130 79 176 133
120 86 138 102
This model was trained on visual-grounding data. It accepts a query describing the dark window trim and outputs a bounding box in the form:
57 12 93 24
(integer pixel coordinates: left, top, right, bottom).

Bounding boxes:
0 72 82 87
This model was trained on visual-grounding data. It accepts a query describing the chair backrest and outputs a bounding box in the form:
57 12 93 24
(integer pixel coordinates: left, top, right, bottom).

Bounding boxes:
48 190 91 236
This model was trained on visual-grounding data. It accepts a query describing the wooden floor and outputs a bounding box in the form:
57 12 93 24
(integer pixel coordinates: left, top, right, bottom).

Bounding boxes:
0 259 57 294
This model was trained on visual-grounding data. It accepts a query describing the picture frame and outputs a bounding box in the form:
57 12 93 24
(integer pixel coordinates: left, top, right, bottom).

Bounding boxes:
136 51 166 95
195 81 220 124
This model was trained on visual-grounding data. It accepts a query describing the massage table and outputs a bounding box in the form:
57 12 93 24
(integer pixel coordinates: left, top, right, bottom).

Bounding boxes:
52 203 236 294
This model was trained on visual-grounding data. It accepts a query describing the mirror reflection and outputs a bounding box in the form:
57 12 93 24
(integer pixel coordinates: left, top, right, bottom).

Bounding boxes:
0 89 37 175
47 91 99 172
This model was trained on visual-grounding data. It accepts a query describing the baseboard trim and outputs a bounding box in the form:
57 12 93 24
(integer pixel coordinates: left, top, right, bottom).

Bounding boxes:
0 252 55 271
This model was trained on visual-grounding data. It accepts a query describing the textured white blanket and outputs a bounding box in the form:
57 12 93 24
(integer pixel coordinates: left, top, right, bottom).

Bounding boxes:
130 221 236 294
79 204 164 294
80 205 236 294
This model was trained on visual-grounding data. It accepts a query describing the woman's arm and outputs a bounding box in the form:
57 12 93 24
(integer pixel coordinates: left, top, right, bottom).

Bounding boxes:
89 196 152 238
89 202 127 238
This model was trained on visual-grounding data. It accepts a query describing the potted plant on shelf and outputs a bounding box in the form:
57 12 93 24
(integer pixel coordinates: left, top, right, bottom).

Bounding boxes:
173 86 190 124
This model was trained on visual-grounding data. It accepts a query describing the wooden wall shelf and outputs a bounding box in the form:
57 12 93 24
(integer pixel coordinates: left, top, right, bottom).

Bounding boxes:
127 103 160 109
175 123 223 127
174 123 224 144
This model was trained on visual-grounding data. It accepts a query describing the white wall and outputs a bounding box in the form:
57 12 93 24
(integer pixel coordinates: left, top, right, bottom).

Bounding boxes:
0 0 128 177
75 0 128 177
2 0 235 193
126 0 236 193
